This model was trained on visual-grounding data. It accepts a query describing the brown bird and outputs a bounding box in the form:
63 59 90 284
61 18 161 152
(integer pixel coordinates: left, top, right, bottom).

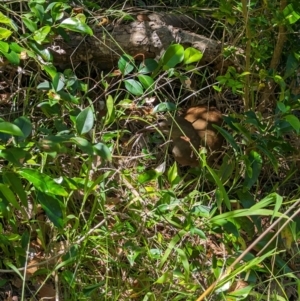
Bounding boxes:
158 105 223 166
158 116 201 167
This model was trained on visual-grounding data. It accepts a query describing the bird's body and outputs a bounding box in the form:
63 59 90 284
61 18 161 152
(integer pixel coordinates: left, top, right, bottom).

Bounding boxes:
158 105 223 166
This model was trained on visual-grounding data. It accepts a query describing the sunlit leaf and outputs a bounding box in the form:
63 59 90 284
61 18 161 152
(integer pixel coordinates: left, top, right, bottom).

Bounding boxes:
19 168 68 196
0 122 24 137
162 44 184 69
183 47 203 64
124 79 143 96
60 17 93 35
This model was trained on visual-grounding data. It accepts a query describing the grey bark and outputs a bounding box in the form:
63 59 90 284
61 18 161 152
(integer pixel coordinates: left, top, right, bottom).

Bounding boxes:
50 13 241 70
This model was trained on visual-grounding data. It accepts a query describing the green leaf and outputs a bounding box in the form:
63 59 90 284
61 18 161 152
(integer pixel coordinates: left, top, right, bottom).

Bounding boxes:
153 102 176 113
22 17 37 32
52 72 65 92
0 28 12 40
138 58 159 74
33 25 51 44
29 3 45 22
76 107 94 135
0 41 9 52
214 125 240 152
285 114 300 133
167 163 180 186
50 2 67 22
28 41 53 62
0 183 21 211
70 137 93 155
37 191 64 229
176 248 190 281
0 12 13 25
137 74 154 90
10 42 24 53
2 50 19 65
0 147 30 166
124 79 144 96
155 271 173 284
18 168 68 196
14 116 32 140
93 142 112 162
183 47 203 64
83 283 105 296
104 95 115 125
137 170 159 184
59 17 93 35
243 151 262 190
118 54 135 75
37 81 52 90
283 4 300 24
0 122 24 137
162 44 184 69
3 172 27 207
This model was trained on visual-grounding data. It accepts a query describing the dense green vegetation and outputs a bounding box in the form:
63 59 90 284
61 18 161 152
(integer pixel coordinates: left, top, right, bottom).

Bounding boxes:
0 0 300 300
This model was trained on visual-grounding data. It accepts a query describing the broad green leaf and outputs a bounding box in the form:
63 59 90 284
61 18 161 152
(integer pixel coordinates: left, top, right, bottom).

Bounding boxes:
153 102 176 113
138 58 159 74
183 47 203 64
137 170 158 184
0 28 12 40
33 25 51 44
0 12 13 25
118 54 135 75
60 17 93 35
37 81 52 90
283 4 300 24
2 50 19 65
162 44 184 69
43 64 57 78
93 142 112 162
9 43 24 53
137 74 154 90
0 147 30 166
50 2 67 22
29 3 45 22
22 17 37 32
124 79 144 96
0 122 24 137
38 102 61 117
28 41 53 62
70 137 93 155
52 72 65 92
3 172 27 207
285 114 300 133
0 41 9 52
37 191 64 229
76 107 94 135
0 183 21 210
18 168 68 196
14 116 32 140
